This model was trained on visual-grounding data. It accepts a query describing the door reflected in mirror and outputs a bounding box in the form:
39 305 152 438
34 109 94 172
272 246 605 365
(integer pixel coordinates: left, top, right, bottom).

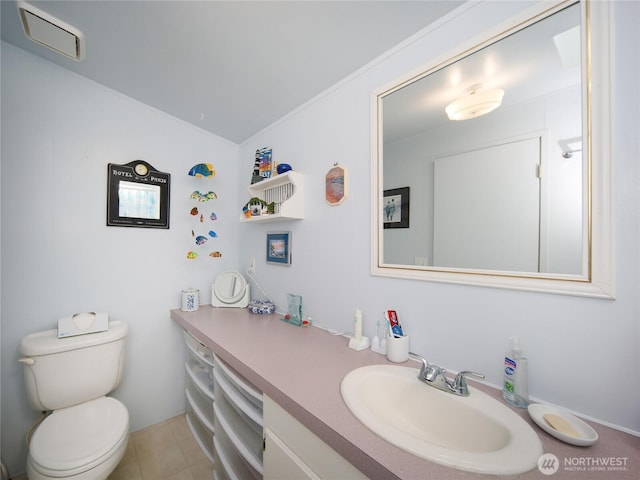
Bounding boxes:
372 0 613 298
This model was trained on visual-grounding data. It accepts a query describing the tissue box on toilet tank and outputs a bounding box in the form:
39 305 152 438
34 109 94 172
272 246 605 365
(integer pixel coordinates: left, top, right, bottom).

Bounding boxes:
58 312 109 338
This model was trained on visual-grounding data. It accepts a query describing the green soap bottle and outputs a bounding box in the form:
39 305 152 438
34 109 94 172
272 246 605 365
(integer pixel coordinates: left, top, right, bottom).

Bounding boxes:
502 336 529 408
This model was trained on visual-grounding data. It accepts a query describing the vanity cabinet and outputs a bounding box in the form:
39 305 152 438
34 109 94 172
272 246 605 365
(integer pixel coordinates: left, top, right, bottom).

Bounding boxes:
183 328 360 480
183 330 265 478
263 396 367 480
240 171 304 223
181 317 364 480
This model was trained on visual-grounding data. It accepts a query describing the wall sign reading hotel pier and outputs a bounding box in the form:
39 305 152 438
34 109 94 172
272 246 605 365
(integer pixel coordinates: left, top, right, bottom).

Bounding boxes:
107 160 171 229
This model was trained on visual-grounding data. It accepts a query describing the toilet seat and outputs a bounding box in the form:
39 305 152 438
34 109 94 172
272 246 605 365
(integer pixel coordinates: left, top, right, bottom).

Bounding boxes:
29 396 129 478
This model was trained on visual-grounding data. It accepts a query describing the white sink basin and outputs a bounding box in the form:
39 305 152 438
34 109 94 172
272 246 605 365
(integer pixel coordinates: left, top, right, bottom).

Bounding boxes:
341 364 543 475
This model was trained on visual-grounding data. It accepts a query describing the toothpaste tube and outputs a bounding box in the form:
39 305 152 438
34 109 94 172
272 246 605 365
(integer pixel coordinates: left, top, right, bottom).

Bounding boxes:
384 310 404 337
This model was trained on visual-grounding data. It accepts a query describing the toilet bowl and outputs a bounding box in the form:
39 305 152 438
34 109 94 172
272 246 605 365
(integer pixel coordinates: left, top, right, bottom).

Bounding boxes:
20 320 130 480
27 397 129 480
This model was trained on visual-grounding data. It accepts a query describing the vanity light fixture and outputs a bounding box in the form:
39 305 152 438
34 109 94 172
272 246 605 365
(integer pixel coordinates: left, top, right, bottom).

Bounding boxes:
17 1 85 61
445 87 504 121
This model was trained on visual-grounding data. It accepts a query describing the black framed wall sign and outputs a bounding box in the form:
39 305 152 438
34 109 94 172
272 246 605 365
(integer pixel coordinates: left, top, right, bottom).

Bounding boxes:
107 160 171 228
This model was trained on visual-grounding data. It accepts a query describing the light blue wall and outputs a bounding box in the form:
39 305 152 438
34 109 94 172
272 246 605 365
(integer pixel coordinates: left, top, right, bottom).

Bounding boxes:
0 42 241 474
1 0 638 476
238 0 639 435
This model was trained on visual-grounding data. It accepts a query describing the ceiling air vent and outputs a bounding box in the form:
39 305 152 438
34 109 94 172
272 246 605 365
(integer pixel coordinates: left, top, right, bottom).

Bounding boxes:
17 1 85 61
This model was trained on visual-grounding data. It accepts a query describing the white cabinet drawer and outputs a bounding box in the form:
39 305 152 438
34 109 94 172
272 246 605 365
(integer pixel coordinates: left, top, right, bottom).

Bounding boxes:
264 428 319 480
264 396 366 480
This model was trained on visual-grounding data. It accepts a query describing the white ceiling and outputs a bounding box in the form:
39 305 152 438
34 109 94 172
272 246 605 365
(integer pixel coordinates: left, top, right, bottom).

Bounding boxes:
382 2 581 143
1 0 464 143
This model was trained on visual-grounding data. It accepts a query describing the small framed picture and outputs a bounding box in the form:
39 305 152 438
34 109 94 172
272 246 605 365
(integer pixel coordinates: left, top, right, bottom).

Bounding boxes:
383 187 410 229
325 163 348 206
266 231 292 265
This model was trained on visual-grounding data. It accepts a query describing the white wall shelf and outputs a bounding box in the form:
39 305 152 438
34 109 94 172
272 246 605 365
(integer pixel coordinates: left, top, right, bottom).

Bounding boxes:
240 171 304 223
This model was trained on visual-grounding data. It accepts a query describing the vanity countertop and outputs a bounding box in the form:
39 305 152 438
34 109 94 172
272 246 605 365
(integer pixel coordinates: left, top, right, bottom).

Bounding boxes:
171 306 639 479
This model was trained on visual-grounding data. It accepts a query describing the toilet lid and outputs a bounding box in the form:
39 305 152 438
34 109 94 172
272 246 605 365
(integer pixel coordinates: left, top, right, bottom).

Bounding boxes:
30 397 129 476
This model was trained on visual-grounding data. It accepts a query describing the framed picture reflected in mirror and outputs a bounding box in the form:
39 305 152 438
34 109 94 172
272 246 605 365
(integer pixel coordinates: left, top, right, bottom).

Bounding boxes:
383 187 409 229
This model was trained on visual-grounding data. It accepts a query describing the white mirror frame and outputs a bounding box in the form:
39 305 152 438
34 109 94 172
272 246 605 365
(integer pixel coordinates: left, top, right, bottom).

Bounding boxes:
371 0 613 299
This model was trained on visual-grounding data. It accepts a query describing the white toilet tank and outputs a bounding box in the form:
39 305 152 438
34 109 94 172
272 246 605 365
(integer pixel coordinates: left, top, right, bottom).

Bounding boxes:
20 320 128 411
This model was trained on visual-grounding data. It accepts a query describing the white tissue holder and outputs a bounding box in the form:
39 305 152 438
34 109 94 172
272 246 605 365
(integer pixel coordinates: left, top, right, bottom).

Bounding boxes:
58 312 108 338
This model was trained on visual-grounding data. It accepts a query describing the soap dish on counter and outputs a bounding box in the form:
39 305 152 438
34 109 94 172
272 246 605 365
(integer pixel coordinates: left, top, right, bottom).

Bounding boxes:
528 403 599 446
248 300 275 315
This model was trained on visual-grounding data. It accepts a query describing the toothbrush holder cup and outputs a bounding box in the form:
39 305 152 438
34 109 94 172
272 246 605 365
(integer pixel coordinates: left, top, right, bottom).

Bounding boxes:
386 335 410 363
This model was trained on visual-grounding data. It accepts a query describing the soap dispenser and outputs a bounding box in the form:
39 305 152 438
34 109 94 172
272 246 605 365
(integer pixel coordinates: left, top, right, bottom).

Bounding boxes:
502 336 529 408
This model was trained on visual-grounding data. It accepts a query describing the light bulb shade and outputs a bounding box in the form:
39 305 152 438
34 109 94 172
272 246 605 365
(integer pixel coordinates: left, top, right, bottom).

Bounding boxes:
445 88 504 120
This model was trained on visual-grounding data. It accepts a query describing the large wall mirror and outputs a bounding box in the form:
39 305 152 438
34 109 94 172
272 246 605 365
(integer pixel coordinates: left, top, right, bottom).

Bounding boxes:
372 0 613 298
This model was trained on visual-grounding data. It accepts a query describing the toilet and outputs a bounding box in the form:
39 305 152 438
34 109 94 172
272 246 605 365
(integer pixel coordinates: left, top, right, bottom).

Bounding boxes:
19 320 129 480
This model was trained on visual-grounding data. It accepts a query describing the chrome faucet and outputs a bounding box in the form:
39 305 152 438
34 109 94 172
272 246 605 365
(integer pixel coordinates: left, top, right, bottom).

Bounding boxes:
409 352 485 397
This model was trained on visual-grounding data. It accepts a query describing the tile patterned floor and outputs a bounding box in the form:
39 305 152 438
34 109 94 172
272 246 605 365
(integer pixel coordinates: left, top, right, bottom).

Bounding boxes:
13 414 213 480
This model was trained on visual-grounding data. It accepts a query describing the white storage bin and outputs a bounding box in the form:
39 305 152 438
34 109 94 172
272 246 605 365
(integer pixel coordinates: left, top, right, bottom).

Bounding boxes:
183 329 217 464
215 386 263 463
214 411 262 480
214 356 263 417
186 347 215 396
214 453 230 480
186 375 214 431
186 402 215 464
184 330 215 365
214 368 262 433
